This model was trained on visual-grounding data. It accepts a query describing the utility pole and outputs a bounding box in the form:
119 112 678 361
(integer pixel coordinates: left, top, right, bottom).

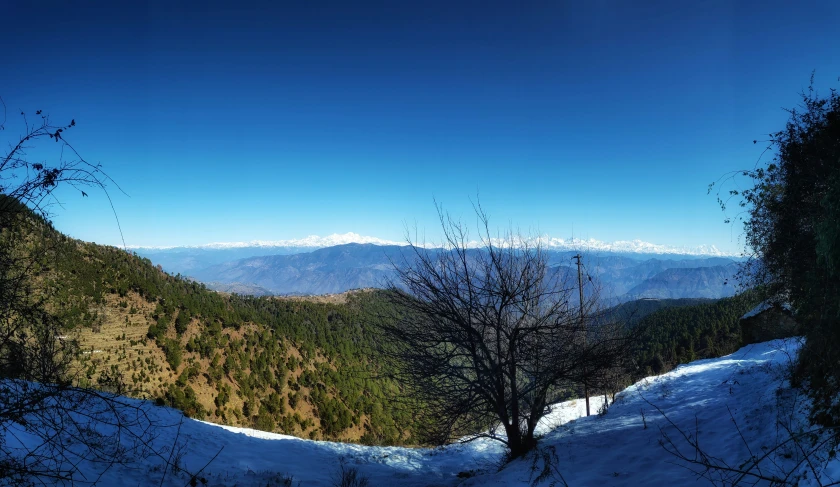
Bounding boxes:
573 253 590 417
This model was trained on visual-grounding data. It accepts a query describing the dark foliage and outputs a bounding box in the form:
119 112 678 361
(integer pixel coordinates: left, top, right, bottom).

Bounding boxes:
631 291 762 375
714 77 840 427
604 297 715 327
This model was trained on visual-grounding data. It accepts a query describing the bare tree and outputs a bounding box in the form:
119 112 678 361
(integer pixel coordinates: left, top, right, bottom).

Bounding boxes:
0 100 130 483
377 204 633 459
0 99 124 226
0 102 215 485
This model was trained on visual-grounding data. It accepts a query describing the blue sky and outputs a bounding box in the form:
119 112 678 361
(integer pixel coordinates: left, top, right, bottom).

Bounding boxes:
2 1 838 253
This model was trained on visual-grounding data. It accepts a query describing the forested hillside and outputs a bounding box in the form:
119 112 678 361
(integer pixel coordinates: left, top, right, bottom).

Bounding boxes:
604 297 714 325
17 214 416 445
633 291 763 375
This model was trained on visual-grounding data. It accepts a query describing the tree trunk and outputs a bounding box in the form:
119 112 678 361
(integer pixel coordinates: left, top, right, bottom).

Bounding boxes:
506 422 539 459
505 423 525 459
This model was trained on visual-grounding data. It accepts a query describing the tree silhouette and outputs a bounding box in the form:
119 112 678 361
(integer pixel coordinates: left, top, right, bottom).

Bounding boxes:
377 203 634 459
712 76 840 427
0 101 175 484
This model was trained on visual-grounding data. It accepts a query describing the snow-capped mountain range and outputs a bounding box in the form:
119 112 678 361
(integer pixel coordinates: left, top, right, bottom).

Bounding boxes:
128 232 405 250
130 232 736 257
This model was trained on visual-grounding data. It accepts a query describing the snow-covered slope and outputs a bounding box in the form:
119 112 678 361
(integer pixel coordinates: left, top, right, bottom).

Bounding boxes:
8 338 836 486
464 337 815 486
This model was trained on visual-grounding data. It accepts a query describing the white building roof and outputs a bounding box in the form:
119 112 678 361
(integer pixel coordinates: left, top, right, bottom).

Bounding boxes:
741 300 793 320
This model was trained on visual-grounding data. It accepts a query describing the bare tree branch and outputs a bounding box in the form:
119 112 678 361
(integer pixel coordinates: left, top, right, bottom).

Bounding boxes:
374 202 636 460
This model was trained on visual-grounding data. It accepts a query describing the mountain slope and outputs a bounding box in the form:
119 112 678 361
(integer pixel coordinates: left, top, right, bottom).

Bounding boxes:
192 244 410 294
624 263 739 299
10 218 418 445
631 291 761 374
135 246 317 275
602 297 715 325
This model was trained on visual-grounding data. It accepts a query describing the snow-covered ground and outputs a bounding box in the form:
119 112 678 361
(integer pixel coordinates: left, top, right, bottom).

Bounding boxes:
7 337 840 486
464 337 819 486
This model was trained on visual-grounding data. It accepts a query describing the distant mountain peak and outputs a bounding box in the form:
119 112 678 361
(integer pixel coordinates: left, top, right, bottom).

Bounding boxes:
532 238 733 257
129 234 736 257
128 233 406 250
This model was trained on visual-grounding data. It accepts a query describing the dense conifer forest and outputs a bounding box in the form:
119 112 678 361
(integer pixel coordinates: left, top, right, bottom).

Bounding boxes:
631 291 762 375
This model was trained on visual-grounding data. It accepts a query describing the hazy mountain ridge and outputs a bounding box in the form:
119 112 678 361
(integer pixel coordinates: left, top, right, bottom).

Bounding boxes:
183 243 739 299
133 234 735 256
192 244 410 295
130 232 406 251
135 247 314 275
624 263 740 299
133 234 738 276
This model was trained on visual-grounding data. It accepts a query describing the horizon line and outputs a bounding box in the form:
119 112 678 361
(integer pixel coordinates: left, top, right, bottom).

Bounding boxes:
126 232 742 257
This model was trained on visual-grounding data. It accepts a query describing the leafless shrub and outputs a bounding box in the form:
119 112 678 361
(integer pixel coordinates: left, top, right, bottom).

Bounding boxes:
528 445 570 487
332 457 369 487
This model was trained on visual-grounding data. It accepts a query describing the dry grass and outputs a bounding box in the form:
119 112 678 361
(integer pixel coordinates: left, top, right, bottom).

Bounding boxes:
74 291 173 399
271 288 375 305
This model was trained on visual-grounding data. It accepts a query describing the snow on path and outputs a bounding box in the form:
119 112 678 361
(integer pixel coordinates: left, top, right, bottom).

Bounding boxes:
7 338 831 486
465 337 810 486
141 396 607 486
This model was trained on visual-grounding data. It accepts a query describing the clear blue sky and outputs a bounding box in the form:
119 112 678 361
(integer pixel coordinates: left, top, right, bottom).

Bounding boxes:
2 1 838 253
